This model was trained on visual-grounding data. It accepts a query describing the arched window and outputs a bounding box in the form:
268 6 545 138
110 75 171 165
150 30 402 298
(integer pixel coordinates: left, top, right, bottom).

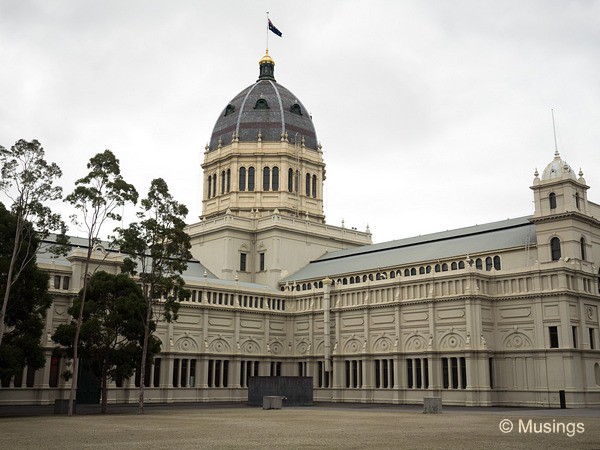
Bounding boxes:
549 192 557 209
419 267 425 275
312 175 317 197
363 275 368 282
485 257 492 271
441 263 448 272
224 104 236 116
295 170 299 193
550 237 561 261
580 237 586 260
272 167 279 191
306 173 311 196
263 167 270 191
493 256 501 270
212 174 217 197
239 167 246 191
343 278 348 285
226 169 231 192
349 277 355 284
221 171 226 194
426 265 431 273
248 167 255 191
355 276 360 283
575 192 580 210
389 271 395 279
288 168 293 192
475 258 483 270
254 99 269 110
451 262 457 270
409 268 415 276
434 264 440 273
207 175 212 198
290 103 302 115
458 261 465 269
404 269 410 277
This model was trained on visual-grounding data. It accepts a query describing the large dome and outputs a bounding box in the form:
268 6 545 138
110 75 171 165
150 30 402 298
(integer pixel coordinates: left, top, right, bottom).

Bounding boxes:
208 51 318 151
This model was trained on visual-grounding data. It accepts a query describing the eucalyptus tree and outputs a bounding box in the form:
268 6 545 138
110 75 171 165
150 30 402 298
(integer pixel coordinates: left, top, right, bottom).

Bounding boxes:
64 150 138 415
52 271 159 413
0 202 52 382
0 139 66 345
114 178 191 414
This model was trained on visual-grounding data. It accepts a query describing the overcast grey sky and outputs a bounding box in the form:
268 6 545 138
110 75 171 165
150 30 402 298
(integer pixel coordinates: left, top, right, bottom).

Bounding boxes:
1 0 599 243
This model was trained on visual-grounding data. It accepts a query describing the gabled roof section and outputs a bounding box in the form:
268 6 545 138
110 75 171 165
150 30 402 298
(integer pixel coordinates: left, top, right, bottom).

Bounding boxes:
281 216 535 283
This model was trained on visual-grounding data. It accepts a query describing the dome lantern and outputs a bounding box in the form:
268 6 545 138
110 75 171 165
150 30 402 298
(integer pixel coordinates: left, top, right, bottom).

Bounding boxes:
258 49 275 81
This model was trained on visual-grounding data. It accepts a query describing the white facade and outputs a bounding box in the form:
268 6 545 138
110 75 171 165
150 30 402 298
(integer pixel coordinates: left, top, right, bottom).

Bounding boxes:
2 56 599 408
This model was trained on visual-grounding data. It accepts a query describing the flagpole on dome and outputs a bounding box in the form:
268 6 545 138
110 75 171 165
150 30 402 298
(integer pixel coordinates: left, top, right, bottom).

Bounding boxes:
266 11 270 52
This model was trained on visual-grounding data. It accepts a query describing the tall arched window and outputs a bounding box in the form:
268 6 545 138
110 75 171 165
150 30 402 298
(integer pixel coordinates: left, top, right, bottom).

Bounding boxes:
221 171 226 194
295 170 299 193
550 237 561 261
549 192 557 209
312 174 317 197
419 267 425 275
248 167 255 191
263 167 270 191
272 167 279 191
226 169 231 192
580 237 586 260
239 167 246 191
305 173 311 196
475 258 483 270
576 192 580 210
493 255 501 270
435 264 441 273
442 263 448 272
212 174 217 197
207 175 212 198
288 168 293 192
485 257 492 271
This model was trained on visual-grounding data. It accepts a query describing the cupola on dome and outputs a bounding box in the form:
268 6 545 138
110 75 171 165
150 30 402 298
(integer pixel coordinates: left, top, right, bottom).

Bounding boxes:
541 151 576 181
208 51 318 151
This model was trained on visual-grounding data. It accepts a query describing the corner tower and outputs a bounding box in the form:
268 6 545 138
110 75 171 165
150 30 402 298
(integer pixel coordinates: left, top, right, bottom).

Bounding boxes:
201 50 325 223
188 52 372 287
531 151 598 266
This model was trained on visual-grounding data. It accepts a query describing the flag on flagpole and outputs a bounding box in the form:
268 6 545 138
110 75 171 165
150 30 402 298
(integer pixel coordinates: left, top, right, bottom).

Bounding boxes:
268 19 283 37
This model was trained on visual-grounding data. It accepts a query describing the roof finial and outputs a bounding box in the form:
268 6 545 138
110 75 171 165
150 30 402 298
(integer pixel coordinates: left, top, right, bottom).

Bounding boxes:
551 109 559 156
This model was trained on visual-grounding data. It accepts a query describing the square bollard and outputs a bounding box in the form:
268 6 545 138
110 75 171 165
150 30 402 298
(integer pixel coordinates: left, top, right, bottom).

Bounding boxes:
423 397 442 414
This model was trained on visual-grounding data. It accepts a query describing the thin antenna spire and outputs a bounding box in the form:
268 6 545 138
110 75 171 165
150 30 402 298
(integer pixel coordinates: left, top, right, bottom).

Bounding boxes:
551 109 559 155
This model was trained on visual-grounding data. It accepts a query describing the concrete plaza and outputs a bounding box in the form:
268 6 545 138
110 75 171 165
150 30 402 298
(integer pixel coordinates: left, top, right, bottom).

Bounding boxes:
1 403 599 449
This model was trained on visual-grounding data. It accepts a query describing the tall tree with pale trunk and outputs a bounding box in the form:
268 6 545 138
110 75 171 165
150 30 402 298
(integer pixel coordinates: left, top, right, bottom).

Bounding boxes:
64 150 138 416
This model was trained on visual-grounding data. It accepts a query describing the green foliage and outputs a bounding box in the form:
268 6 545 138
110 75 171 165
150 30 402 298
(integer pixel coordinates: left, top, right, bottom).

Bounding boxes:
52 271 158 385
115 178 192 320
0 139 68 345
0 202 51 380
65 149 138 245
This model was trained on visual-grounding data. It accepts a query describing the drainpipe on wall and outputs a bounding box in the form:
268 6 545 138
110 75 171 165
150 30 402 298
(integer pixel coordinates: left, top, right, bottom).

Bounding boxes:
322 277 333 372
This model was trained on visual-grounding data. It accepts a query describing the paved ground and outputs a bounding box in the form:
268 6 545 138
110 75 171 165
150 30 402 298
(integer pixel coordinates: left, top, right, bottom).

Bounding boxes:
1 403 599 449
